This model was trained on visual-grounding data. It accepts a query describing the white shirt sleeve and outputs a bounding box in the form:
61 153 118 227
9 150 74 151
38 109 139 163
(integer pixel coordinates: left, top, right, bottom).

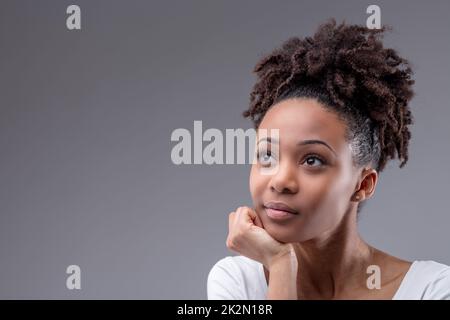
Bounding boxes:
423 266 450 299
207 257 245 300
393 260 450 300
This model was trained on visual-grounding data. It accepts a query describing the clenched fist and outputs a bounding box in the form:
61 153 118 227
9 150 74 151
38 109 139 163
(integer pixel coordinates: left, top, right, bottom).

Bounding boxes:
226 206 293 269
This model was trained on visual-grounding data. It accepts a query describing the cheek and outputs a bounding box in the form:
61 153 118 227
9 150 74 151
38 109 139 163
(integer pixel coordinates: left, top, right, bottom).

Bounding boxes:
307 172 354 220
328 167 355 209
302 176 334 209
298 174 352 231
249 164 263 202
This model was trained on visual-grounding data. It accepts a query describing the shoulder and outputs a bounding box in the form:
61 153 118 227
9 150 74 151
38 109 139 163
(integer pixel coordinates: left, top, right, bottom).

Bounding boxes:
207 255 265 300
414 260 450 299
395 260 450 300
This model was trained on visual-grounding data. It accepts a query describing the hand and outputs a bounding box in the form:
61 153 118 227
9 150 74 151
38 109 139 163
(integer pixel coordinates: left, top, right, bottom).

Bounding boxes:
226 206 292 268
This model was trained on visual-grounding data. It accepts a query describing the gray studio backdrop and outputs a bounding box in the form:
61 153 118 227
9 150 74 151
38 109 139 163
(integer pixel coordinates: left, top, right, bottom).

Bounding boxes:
0 0 449 299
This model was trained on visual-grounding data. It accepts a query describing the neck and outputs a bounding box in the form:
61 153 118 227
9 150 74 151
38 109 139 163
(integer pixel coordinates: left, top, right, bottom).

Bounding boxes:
295 210 374 298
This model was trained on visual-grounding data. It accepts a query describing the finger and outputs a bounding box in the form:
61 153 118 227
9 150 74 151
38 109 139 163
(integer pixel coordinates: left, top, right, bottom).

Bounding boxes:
243 207 264 228
230 207 243 230
242 207 263 228
235 207 243 222
228 211 235 232
253 210 265 229
242 206 255 224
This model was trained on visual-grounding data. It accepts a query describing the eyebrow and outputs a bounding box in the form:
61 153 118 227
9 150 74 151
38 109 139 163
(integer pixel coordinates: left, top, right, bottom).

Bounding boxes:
257 137 337 156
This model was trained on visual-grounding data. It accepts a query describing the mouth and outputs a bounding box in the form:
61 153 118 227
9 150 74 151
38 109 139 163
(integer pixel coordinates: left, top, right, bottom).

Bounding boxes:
263 201 298 214
263 201 299 220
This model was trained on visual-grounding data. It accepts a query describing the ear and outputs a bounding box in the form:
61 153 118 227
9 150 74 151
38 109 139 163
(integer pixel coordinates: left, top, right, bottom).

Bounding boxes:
352 167 378 202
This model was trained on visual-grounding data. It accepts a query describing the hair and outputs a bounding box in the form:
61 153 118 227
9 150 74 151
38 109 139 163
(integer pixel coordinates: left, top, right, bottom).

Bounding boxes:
243 19 415 214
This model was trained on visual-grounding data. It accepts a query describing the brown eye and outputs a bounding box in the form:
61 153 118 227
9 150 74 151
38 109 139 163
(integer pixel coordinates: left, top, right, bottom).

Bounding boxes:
303 155 325 167
257 150 276 167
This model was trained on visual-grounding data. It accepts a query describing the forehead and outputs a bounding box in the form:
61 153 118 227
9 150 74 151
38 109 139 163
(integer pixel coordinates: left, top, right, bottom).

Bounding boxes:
258 98 348 150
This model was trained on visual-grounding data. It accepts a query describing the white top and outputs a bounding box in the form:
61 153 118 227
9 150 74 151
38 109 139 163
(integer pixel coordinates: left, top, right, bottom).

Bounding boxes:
207 255 450 300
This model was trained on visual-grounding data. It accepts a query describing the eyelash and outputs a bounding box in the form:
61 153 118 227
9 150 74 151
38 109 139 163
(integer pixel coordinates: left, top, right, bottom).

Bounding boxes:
256 151 327 167
302 154 326 167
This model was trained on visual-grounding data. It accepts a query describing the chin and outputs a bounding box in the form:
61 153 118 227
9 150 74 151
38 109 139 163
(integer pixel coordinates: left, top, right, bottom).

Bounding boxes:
264 226 306 244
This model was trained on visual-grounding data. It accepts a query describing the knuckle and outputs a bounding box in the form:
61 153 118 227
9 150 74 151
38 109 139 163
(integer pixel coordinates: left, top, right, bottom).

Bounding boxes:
226 237 236 250
235 229 246 239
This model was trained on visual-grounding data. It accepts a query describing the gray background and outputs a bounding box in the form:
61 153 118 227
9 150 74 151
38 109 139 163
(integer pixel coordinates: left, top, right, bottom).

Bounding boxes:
0 0 449 299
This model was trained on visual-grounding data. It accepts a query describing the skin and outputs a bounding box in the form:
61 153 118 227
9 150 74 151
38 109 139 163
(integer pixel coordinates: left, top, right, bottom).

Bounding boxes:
227 98 412 299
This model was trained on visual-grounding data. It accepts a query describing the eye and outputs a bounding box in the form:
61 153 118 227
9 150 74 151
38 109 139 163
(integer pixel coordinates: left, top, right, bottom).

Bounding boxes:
302 155 325 167
257 150 276 167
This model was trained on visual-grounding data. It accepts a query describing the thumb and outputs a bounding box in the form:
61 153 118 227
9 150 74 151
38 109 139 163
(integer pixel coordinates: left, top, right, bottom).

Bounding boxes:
245 207 264 229
253 211 265 229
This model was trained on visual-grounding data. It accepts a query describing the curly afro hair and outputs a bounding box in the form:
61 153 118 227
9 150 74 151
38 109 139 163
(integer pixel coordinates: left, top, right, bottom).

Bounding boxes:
243 19 415 174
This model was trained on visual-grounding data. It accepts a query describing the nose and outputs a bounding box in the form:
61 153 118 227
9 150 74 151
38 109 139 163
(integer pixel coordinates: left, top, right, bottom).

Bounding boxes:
269 161 299 194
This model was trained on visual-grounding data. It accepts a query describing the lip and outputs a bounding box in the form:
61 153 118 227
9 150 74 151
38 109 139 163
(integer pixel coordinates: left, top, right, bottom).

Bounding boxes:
263 201 299 220
264 201 298 214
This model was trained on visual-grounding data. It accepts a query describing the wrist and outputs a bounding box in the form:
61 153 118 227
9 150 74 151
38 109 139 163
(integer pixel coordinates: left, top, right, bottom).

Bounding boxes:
264 244 295 269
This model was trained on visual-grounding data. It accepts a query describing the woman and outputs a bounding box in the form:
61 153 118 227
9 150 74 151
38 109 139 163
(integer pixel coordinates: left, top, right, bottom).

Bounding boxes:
207 20 450 299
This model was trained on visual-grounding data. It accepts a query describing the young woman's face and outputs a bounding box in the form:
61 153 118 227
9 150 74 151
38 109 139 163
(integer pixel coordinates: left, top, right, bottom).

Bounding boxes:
249 98 361 243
